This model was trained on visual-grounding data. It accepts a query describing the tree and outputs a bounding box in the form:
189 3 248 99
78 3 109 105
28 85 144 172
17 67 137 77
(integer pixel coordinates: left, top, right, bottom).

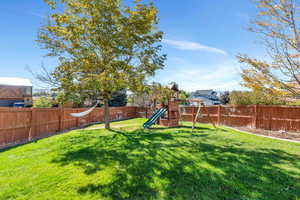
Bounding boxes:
147 82 176 105
33 96 53 108
178 90 190 105
237 0 300 98
38 0 166 129
109 89 127 107
229 90 287 105
220 91 230 105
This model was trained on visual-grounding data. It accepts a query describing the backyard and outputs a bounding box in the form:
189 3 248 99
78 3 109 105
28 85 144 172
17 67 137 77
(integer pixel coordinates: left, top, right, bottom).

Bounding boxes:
0 118 300 200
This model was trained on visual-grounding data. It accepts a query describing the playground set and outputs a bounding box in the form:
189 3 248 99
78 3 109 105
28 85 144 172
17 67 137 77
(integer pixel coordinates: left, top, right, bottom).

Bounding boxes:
69 84 216 130
143 85 216 129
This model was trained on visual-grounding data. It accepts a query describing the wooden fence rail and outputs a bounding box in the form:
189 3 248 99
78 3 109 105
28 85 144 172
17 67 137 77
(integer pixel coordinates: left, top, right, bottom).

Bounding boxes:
1 105 300 149
178 105 300 132
0 106 138 149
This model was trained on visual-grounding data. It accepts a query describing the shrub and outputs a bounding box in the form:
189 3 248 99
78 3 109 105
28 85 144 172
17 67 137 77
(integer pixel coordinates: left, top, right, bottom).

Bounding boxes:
287 100 300 106
229 91 287 105
109 89 127 107
33 97 53 108
220 91 230 105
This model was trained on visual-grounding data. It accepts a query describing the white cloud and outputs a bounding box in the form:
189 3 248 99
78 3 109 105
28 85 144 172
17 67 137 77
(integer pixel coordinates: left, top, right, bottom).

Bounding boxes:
152 58 244 92
163 39 227 55
200 66 238 81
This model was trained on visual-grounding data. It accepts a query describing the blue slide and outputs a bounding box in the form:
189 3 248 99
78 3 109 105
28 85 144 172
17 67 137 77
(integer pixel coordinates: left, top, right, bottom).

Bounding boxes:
143 108 167 129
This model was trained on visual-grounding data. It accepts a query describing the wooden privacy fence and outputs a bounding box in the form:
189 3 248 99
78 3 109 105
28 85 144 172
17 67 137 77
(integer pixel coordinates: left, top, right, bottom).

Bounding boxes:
0 106 138 149
179 105 300 132
1 105 300 149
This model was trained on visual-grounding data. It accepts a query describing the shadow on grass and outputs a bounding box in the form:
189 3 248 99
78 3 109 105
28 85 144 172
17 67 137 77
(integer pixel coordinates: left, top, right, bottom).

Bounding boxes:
151 125 221 131
52 127 300 200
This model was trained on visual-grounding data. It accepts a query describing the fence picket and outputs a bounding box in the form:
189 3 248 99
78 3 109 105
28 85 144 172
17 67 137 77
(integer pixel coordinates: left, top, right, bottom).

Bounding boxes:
0 106 138 149
1 105 300 149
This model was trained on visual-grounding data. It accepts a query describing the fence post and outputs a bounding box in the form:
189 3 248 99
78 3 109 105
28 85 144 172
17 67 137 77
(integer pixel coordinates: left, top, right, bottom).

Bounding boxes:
217 105 220 125
88 109 91 124
268 107 272 131
28 108 35 141
76 109 80 127
192 106 196 123
253 104 258 129
59 107 64 131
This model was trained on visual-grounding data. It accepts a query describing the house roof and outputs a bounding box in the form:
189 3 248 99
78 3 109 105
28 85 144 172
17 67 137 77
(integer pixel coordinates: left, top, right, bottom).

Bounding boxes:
191 90 215 96
0 77 32 87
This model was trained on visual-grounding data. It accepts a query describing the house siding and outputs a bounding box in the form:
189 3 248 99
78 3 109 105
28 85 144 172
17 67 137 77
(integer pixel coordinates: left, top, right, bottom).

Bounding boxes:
0 99 24 107
0 86 32 107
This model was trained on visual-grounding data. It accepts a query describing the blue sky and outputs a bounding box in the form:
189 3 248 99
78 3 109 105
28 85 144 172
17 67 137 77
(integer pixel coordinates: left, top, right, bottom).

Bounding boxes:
0 0 265 91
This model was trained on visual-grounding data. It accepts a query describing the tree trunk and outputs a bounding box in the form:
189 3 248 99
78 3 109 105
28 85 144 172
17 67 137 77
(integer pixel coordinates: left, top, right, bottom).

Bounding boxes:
104 99 110 129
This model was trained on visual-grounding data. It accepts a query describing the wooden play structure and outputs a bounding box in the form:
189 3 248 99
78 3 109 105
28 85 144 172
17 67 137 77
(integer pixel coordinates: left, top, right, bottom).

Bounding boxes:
143 83 216 129
157 98 180 127
179 99 216 130
143 83 181 129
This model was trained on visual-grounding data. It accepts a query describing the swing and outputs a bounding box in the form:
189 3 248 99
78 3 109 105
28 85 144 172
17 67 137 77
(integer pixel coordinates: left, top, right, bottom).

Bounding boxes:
191 99 216 130
180 106 189 115
179 99 216 130
70 101 100 118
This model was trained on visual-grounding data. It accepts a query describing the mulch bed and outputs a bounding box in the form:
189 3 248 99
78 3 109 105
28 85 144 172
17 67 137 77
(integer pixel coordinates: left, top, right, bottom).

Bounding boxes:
234 127 300 142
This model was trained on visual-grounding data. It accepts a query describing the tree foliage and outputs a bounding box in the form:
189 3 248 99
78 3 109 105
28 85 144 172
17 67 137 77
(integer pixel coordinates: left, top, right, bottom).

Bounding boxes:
178 90 190 105
220 91 230 105
38 0 166 128
229 91 287 105
147 82 176 105
33 97 53 108
109 89 127 107
238 0 300 97
128 82 181 107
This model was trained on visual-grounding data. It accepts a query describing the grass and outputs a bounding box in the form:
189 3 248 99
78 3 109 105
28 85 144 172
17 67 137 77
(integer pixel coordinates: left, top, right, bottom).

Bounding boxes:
0 118 300 200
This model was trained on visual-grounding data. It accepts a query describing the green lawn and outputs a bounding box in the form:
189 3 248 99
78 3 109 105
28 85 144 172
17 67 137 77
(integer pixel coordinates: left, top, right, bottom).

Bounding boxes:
1 118 300 200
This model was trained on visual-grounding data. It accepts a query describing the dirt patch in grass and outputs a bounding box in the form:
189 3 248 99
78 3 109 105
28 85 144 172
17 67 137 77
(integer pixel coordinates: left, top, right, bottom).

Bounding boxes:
234 127 300 142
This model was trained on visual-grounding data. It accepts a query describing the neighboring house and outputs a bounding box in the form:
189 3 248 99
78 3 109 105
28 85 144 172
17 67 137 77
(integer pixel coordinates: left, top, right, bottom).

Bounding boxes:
189 90 220 105
33 89 53 97
0 77 33 107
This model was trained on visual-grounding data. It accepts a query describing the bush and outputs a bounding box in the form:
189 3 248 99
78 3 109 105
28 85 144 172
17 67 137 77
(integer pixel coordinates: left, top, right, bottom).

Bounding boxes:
287 100 300 106
229 91 287 105
33 97 53 108
220 91 230 105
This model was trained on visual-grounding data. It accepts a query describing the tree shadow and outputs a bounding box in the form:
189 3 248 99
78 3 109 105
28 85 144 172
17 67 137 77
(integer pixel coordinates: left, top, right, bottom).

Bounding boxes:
151 125 214 131
52 127 300 200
